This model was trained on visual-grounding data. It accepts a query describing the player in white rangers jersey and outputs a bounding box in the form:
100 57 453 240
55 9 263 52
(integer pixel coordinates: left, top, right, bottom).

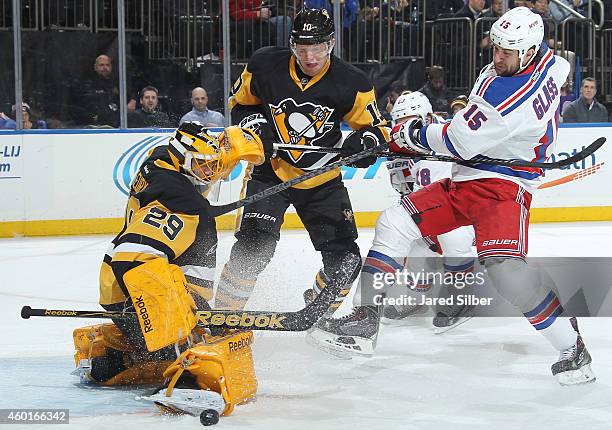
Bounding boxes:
308 8 595 385
308 92 477 353
386 91 451 194
383 91 476 330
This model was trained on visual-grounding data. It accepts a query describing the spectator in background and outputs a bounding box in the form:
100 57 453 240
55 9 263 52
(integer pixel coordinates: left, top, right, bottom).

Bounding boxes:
75 54 137 128
454 0 485 19
558 81 576 116
549 0 583 24
450 94 468 117
229 0 293 48
426 0 465 19
128 86 174 128
418 66 453 115
382 82 410 122
562 77 608 123
0 102 48 129
483 0 504 17
529 0 553 20
179 87 225 126
512 0 529 7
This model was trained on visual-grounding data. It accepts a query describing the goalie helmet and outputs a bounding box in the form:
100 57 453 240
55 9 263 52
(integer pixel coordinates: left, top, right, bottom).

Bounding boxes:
490 7 544 73
391 91 432 125
169 122 264 185
169 122 230 184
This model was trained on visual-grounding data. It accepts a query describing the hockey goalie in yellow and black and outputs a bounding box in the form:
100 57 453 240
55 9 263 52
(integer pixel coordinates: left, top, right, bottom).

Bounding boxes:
71 123 263 418
215 8 389 323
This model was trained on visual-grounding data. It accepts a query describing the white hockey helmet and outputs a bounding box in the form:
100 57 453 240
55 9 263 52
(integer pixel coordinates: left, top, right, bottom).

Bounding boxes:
391 91 432 124
490 7 544 73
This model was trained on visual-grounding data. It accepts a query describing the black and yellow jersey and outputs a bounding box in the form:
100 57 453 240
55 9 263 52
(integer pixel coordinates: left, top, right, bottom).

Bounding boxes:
229 46 388 188
100 145 218 305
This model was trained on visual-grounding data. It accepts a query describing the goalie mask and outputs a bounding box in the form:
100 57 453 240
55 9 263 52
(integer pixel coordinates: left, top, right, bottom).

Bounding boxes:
169 122 265 187
169 122 232 185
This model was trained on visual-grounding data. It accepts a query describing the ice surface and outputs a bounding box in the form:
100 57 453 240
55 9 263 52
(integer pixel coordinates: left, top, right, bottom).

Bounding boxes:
1 223 611 429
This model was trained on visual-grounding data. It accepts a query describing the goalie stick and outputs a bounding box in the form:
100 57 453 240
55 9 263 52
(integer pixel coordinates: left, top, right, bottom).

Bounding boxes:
20 279 341 331
20 144 385 330
274 137 606 170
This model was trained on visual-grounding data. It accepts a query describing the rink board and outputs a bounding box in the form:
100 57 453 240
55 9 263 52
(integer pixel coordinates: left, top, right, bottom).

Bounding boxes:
0 125 611 237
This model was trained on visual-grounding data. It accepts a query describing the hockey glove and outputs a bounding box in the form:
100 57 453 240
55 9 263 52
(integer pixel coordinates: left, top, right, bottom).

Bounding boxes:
259 123 277 162
390 119 431 155
387 161 415 196
343 129 380 168
238 112 276 161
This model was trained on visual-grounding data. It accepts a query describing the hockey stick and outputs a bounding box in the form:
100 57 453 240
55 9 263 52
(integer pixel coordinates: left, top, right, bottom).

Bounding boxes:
274 137 606 170
538 162 604 189
208 142 388 217
20 280 340 331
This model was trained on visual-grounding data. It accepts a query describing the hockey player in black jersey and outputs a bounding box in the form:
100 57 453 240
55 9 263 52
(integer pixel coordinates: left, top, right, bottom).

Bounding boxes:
72 122 264 417
215 8 389 319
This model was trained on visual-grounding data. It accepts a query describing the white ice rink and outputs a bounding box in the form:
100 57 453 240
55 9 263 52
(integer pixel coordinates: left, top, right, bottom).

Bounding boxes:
1 222 612 429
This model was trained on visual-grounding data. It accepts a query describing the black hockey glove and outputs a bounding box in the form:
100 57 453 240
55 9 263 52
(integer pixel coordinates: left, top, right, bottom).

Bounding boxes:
258 122 277 162
343 128 380 168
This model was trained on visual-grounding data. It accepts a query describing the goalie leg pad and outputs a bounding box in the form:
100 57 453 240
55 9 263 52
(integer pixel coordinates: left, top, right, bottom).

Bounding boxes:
72 323 171 386
123 258 197 352
162 330 257 416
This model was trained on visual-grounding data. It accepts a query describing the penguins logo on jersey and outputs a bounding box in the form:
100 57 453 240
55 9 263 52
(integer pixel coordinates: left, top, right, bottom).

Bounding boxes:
269 98 334 162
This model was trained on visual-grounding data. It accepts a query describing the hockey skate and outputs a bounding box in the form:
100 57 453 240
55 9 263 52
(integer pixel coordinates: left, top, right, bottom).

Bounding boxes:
306 305 380 358
551 317 596 386
382 303 429 324
432 302 475 334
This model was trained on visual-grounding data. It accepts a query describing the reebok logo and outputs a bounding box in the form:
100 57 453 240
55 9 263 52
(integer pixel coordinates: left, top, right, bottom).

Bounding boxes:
482 239 519 247
134 295 153 333
196 311 286 329
228 332 255 352
45 310 77 316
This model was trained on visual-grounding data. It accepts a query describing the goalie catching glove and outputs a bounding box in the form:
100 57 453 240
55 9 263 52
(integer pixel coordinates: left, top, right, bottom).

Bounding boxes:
390 118 431 155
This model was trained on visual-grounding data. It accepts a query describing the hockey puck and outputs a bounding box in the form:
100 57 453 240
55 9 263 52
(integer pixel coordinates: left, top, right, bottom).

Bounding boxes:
199 409 219 426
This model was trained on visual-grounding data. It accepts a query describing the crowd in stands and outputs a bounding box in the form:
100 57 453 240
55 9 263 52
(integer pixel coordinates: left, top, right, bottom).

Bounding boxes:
2 0 611 128
1 53 226 130
381 66 608 125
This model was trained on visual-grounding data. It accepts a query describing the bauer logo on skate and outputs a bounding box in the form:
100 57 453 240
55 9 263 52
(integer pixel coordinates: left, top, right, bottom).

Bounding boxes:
196 311 286 329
